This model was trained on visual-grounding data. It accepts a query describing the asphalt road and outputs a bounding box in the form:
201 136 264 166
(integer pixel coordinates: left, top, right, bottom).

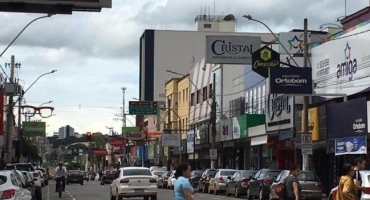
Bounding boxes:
42 180 327 200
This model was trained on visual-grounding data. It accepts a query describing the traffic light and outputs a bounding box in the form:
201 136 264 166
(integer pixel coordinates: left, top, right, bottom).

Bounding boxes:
86 132 92 141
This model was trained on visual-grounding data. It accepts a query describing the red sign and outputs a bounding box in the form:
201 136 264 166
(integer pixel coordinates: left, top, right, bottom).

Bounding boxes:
93 149 108 156
109 137 125 148
147 131 161 138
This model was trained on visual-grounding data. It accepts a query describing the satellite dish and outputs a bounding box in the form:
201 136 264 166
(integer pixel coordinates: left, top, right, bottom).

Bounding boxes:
224 14 235 21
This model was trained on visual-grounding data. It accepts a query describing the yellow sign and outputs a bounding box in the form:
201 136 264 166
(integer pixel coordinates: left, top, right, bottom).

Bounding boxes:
301 107 320 141
260 47 272 62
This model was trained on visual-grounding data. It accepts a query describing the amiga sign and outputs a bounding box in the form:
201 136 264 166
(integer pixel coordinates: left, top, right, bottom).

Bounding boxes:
0 0 112 14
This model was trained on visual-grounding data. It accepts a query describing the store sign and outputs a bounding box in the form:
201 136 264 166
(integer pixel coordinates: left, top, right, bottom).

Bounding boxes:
335 136 367 155
220 118 233 141
23 122 46 136
327 97 367 139
186 131 194 154
252 46 280 78
311 23 370 98
266 91 294 132
269 67 313 94
205 35 261 64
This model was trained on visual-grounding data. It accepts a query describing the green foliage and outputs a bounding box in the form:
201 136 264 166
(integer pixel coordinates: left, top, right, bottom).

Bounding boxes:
52 132 109 148
22 138 41 160
65 162 83 170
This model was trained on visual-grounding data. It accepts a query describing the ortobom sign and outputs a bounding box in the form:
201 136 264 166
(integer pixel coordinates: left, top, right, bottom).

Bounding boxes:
205 35 261 64
23 122 46 136
269 67 312 94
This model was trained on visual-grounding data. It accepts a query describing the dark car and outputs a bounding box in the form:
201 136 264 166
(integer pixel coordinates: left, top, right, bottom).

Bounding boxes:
189 170 203 188
67 170 84 185
101 171 117 185
225 170 255 197
197 169 216 193
246 169 282 200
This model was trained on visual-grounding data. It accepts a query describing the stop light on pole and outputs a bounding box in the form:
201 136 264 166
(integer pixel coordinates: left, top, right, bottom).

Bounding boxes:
86 132 92 141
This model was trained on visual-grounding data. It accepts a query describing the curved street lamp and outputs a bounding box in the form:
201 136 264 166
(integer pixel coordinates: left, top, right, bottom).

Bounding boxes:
242 14 299 67
319 23 343 30
39 101 53 107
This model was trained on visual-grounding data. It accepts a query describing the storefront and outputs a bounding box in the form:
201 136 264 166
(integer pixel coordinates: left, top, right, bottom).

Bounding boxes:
220 118 233 168
265 91 296 170
249 124 268 170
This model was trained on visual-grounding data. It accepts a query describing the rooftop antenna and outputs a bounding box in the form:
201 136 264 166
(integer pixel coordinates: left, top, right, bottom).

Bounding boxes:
208 6 211 19
200 6 202 17
214 0 216 18
204 5 206 19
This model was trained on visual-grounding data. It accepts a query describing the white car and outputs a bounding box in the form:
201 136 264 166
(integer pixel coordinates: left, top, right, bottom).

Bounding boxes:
110 167 158 200
4 163 42 200
151 171 164 183
0 170 33 200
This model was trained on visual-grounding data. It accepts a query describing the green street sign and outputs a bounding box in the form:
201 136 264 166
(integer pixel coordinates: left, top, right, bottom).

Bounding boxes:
128 108 157 115
23 122 46 136
128 101 158 115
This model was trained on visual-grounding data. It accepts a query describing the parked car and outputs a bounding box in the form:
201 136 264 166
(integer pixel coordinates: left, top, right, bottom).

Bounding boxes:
110 167 157 200
329 170 370 200
67 170 84 185
269 170 322 200
208 169 237 194
166 170 176 190
36 168 48 185
36 170 45 187
5 163 42 200
246 169 282 200
225 170 255 197
151 171 164 183
157 171 171 189
197 169 217 193
0 170 33 200
189 170 203 188
20 171 36 199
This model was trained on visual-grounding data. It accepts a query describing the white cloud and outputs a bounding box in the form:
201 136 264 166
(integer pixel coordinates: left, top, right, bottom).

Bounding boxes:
0 0 369 136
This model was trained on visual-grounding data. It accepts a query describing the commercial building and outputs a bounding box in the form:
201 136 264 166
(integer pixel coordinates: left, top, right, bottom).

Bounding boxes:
57 125 75 139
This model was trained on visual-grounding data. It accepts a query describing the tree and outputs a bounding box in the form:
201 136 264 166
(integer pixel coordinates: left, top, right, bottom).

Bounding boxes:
22 138 41 160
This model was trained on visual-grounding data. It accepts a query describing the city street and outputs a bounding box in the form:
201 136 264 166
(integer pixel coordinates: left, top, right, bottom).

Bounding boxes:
42 180 244 200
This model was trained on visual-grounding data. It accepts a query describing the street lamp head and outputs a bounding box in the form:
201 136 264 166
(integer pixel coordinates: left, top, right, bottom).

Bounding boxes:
51 70 57 73
243 15 253 20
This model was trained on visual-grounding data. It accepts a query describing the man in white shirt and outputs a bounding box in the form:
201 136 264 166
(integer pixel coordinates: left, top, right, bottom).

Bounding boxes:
54 162 67 193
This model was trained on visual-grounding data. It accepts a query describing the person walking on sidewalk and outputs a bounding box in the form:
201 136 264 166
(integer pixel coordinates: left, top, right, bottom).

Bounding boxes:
284 164 302 200
353 157 366 199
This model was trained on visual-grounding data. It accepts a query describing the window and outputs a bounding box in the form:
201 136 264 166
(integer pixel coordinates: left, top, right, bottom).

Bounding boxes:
191 93 195 106
204 24 212 28
209 84 213 98
185 88 188 102
0 176 6 186
183 89 185 103
197 90 201 103
122 169 153 176
203 86 208 101
178 92 181 105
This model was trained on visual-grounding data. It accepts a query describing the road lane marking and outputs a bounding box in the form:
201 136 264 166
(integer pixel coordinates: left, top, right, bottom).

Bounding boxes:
46 184 50 200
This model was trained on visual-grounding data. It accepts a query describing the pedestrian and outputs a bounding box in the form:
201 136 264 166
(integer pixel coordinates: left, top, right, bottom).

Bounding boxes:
336 163 357 200
174 163 197 200
353 157 366 198
283 164 302 200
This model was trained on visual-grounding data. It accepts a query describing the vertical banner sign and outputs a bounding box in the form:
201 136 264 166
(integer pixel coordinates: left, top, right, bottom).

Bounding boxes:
186 131 194 154
0 92 3 136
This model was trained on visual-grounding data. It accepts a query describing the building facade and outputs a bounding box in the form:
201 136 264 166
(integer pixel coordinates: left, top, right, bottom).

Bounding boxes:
58 125 75 139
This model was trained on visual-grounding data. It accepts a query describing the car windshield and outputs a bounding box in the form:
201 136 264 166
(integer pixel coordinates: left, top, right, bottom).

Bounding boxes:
220 171 236 176
123 169 152 176
5 164 35 172
153 172 163 176
241 170 255 178
192 170 203 176
266 171 281 179
297 172 318 181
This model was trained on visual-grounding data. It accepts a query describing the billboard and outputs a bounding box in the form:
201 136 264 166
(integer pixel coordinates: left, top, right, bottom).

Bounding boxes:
311 22 370 98
0 0 111 14
269 67 313 94
205 35 261 64
252 46 280 78
23 122 46 136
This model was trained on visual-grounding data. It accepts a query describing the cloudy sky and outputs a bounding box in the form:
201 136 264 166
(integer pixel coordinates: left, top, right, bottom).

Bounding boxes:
0 0 367 136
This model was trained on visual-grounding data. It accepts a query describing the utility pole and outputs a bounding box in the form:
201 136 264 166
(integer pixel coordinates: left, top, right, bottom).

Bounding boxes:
210 73 217 169
122 87 127 166
18 93 22 162
5 55 15 157
302 18 310 171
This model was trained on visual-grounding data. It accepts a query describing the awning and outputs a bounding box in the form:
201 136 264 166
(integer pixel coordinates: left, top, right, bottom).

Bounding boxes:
251 135 268 146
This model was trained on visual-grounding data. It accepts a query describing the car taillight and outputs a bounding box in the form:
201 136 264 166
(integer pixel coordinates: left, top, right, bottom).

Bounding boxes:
120 178 129 184
218 177 224 183
241 178 250 186
149 178 157 183
33 173 39 177
317 181 322 188
363 188 370 194
332 190 337 197
263 178 272 184
1 189 15 199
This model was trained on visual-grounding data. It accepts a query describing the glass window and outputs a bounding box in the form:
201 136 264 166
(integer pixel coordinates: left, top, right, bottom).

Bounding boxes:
5 164 35 172
297 172 318 181
220 171 236 176
241 170 255 178
0 176 6 185
266 171 281 180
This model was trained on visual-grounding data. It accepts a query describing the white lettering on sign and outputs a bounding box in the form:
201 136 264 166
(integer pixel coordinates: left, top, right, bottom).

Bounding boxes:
122 132 145 140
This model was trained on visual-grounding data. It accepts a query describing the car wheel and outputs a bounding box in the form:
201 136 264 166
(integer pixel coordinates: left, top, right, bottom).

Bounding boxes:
246 188 252 200
203 185 207 193
235 187 240 198
35 188 42 200
110 191 115 200
81 181 83 185
269 194 273 200
45 180 48 186
259 189 264 200
151 195 157 200
225 186 230 196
